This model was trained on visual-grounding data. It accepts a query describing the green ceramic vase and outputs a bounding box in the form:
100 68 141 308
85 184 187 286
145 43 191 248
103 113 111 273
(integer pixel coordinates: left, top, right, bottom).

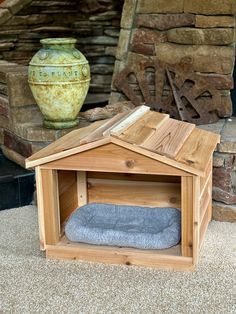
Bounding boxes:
28 38 90 129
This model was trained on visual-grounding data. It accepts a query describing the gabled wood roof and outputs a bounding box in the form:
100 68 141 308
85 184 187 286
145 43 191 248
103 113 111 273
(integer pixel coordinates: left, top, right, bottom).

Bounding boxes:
25 106 220 176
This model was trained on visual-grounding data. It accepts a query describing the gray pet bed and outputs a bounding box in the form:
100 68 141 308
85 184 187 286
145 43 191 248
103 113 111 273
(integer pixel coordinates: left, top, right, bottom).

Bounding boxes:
65 203 181 250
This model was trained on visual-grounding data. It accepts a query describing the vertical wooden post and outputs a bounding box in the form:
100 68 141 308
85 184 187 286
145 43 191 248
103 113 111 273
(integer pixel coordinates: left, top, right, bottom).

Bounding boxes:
192 175 200 265
35 166 46 250
208 159 213 221
181 176 194 257
40 168 60 245
77 171 87 207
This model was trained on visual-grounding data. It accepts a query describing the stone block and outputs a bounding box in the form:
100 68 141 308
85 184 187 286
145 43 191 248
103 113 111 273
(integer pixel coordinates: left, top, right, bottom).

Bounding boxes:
78 36 118 46
12 123 59 142
219 118 236 153
196 15 235 28
1 0 32 15
90 64 114 75
155 43 234 74
3 129 32 158
213 152 225 167
109 91 128 105
0 65 25 83
0 95 9 118
31 142 48 154
0 83 8 95
167 28 235 45
137 0 184 14
0 115 9 129
195 74 233 90
121 0 137 29
219 96 233 118
6 70 36 107
212 201 236 222
116 29 131 60
0 42 15 50
11 105 43 125
5 14 53 25
213 187 236 205
213 154 234 192
131 28 167 55
0 8 11 24
184 0 235 15
105 46 117 57
0 128 3 144
89 11 120 22
198 119 225 135
104 28 120 38
135 13 195 30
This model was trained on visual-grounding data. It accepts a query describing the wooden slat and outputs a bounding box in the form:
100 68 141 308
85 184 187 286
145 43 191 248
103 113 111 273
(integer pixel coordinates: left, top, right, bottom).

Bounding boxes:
110 105 150 136
35 167 46 250
88 178 181 208
181 176 193 257
118 111 169 145
41 143 190 176
199 203 210 249
26 119 107 163
141 118 195 158
77 171 87 206
40 169 60 245
192 176 200 265
200 159 212 196
200 185 211 225
175 128 220 175
25 138 110 168
88 172 181 183
79 112 128 144
46 239 194 271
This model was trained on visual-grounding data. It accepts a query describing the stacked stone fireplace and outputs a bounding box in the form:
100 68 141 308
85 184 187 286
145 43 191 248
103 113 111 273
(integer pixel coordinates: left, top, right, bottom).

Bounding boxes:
109 0 236 222
0 0 235 221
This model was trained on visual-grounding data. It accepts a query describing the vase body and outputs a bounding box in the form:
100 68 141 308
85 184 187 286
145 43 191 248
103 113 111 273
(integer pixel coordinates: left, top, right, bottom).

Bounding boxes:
28 38 90 129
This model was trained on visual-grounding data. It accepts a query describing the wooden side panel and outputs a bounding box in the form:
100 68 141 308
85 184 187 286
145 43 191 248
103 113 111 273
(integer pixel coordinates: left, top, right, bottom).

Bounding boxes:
40 169 60 245
58 170 77 225
88 178 181 208
141 118 195 158
175 128 220 175
42 143 189 176
181 176 194 257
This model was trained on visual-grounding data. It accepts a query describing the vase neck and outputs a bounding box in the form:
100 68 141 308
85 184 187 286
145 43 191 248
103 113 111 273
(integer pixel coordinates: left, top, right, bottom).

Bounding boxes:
43 43 75 50
40 38 77 50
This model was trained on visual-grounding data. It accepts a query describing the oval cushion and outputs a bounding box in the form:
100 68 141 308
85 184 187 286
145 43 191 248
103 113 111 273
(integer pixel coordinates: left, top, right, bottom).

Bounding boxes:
65 203 181 250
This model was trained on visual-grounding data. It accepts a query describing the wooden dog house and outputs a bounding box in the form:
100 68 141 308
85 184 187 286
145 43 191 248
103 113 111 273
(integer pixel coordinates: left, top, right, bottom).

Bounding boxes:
26 106 220 271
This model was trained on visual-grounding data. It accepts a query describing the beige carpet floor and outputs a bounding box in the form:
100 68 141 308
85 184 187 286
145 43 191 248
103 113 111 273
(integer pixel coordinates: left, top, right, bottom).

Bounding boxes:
0 205 235 314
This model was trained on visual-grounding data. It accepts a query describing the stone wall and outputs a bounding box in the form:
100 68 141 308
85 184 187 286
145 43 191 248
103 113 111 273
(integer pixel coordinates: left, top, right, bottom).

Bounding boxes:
110 0 236 122
0 0 124 107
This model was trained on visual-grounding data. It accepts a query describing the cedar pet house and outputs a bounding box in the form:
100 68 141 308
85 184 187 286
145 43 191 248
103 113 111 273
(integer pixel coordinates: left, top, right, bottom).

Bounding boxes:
26 106 220 271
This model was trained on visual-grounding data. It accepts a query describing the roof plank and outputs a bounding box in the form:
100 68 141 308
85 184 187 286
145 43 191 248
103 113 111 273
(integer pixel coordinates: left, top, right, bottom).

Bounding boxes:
26 119 109 163
118 111 169 145
140 118 195 158
175 127 220 174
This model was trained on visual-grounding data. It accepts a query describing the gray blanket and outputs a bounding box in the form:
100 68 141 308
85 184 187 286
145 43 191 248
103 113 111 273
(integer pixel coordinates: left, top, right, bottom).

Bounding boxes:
65 203 181 250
